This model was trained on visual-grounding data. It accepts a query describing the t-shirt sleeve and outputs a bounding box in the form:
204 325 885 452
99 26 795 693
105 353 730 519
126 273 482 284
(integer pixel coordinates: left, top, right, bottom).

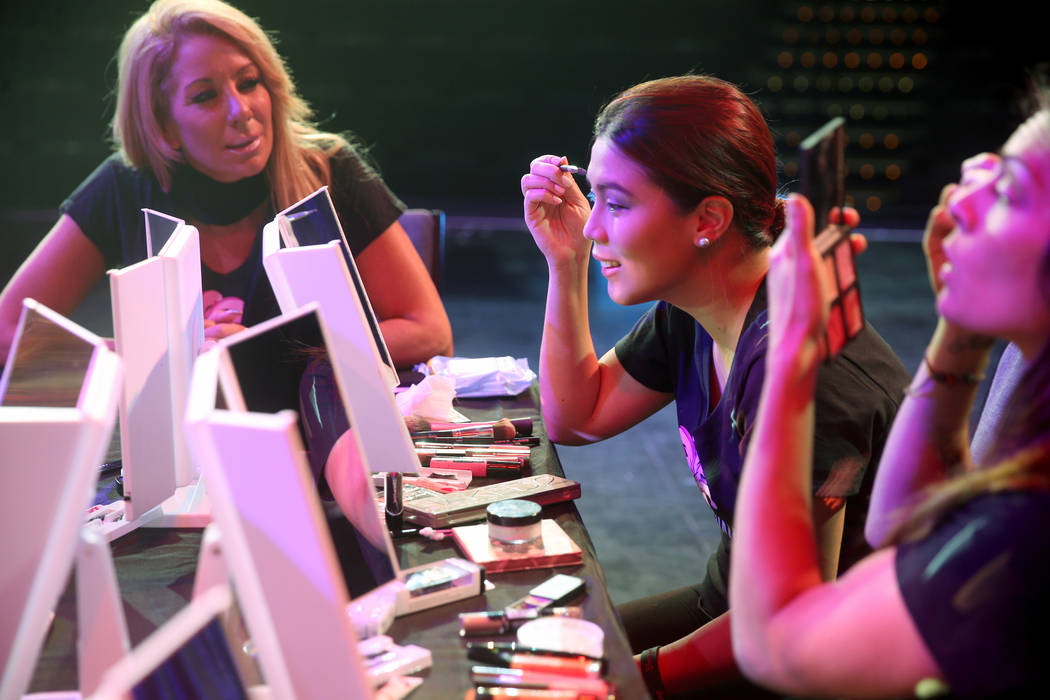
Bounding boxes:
809 334 905 499
810 364 879 499
58 154 132 269
895 491 1050 698
730 316 900 501
327 146 406 258
614 302 676 393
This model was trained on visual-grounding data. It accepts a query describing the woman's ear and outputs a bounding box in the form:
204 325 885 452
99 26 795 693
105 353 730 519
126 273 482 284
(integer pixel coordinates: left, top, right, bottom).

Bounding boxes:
694 195 734 247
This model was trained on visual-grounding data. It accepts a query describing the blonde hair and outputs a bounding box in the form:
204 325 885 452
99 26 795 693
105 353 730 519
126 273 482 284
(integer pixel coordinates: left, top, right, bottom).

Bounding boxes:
112 0 346 209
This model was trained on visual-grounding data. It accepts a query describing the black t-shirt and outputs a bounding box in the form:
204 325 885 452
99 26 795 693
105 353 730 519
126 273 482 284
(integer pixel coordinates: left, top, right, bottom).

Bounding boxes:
615 280 910 615
59 147 405 327
896 489 1050 698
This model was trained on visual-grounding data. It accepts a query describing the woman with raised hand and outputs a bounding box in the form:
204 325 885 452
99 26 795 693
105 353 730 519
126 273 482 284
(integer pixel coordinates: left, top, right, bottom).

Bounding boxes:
0 0 451 365
730 101 1050 698
521 74 909 696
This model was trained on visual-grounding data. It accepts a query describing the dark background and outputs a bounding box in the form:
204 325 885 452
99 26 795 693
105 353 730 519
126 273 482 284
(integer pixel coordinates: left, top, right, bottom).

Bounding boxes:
0 0 1042 228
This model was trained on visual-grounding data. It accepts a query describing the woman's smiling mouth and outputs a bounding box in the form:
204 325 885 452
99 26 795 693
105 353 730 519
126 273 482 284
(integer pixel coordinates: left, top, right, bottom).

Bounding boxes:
226 135 261 154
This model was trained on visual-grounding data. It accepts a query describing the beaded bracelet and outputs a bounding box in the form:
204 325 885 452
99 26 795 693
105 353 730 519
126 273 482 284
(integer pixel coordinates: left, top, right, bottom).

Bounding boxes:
639 646 666 700
923 355 986 386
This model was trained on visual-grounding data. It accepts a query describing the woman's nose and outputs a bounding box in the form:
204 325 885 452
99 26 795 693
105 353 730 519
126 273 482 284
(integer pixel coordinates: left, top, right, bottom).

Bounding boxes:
227 91 252 125
948 153 1000 232
946 179 989 233
582 209 603 242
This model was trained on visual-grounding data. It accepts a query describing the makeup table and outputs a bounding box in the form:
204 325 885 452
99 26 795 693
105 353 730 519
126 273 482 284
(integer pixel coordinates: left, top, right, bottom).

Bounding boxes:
27 384 648 699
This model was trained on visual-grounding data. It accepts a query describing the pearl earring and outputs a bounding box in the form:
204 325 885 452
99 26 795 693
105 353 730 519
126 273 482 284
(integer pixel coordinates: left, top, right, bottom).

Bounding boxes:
696 237 711 249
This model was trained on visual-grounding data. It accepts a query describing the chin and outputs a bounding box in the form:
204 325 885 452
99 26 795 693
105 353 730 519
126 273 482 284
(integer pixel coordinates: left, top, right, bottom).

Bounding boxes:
606 285 649 308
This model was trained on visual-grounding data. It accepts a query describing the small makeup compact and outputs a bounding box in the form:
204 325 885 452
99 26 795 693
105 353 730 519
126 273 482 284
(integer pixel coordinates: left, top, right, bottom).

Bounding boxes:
814 223 864 360
486 499 542 545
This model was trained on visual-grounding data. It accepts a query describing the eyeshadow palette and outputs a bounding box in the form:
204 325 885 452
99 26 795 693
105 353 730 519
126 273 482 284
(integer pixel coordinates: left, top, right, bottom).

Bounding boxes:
799 116 865 360
813 223 864 360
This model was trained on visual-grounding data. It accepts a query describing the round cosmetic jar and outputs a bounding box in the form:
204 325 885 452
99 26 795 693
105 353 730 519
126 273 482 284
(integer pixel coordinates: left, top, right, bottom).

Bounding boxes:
486 499 542 545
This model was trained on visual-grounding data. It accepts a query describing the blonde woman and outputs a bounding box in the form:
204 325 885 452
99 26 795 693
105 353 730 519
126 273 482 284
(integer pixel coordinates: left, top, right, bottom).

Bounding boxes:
0 0 451 365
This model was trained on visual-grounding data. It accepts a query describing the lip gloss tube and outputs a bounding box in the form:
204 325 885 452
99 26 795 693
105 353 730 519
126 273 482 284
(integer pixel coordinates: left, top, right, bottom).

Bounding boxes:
467 687 598 700
467 648 603 678
429 457 523 477
414 446 531 468
413 442 531 455
469 666 611 697
468 643 606 669
458 607 583 637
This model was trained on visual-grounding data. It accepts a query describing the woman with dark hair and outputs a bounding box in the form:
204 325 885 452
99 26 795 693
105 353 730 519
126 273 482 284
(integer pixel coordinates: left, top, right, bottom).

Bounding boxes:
730 104 1050 698
520 74 910 696
0 0 452 365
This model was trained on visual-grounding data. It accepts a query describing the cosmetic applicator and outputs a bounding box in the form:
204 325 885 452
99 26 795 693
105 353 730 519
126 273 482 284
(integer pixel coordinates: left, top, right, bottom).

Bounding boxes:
404 416 521 440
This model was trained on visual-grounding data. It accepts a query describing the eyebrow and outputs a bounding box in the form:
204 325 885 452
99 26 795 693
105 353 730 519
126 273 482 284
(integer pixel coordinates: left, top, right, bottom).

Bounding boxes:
589 182 634 198
181 63 258 91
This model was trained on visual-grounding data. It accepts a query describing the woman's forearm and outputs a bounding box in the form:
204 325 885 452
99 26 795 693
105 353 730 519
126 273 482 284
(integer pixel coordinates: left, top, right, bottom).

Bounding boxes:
730 345 825 682
536 256 605 444
655 612 743 694
378 313 453 369
865 319 993 546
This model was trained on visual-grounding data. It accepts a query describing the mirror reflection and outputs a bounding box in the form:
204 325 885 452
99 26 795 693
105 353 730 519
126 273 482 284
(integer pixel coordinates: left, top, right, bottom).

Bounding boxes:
1 306 95 409
225 309 397 597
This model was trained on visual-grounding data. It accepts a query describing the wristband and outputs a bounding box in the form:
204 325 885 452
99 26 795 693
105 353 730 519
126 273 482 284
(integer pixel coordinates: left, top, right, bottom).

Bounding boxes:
639 645 666 700
924 355 985 386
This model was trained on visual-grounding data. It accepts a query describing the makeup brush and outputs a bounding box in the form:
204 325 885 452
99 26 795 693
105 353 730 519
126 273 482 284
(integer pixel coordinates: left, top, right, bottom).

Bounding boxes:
404 416 522 440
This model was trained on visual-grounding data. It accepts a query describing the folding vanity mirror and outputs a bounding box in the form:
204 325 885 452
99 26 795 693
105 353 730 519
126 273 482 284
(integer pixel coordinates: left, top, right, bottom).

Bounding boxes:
107 208 206 535
185 305 378 699
89 584 261 700
261 189 418 476
184 304 477 696
264 186 395 379
0 300 122 700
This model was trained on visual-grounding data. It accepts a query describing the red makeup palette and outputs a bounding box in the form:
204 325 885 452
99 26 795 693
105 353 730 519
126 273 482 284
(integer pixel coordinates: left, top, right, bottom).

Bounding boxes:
814 223 864 360
800 116 865 360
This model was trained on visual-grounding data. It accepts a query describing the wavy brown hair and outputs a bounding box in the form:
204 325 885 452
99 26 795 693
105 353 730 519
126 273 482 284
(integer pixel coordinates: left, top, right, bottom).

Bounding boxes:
112 0 348 210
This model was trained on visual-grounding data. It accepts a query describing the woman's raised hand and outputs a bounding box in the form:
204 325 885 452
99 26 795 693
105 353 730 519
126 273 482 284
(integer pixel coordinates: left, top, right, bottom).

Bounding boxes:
922 182 957 297
521 155 593 267
767 195 829 363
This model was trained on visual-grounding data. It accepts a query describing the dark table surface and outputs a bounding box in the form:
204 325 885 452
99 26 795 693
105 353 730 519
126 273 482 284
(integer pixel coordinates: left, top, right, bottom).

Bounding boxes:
29 384 648 698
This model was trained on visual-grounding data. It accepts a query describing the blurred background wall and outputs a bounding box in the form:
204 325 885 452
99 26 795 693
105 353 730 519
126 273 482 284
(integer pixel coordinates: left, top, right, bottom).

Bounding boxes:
0 1 1041 228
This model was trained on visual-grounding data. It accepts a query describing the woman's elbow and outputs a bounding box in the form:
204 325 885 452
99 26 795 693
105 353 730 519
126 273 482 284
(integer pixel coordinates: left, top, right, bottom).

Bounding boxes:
424 313 453 359
541 414 595 446
732 627 797 695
